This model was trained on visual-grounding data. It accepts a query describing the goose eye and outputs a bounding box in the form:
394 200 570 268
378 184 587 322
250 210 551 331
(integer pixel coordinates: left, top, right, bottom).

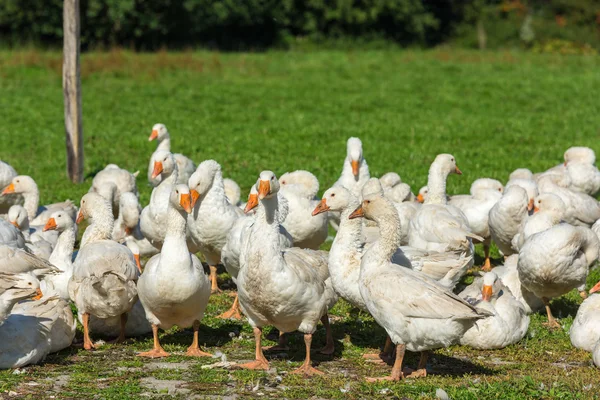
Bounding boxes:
538 200 542 203
331 193 335 197
365 200 370 204
176 190 179 194
16 180 19 183
281 181 286 184
28 282 32 286
271 176 274 181
451 158 454 162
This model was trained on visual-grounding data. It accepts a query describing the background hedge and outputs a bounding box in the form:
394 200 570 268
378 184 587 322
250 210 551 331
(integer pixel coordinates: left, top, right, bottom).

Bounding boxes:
0 0 598 51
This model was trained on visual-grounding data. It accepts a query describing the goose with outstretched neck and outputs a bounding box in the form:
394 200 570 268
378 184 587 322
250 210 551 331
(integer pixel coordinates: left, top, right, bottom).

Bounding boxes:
137 184 211 358
236 171 337 375
69 193 139 350
349 192 491 381
140 151 179 250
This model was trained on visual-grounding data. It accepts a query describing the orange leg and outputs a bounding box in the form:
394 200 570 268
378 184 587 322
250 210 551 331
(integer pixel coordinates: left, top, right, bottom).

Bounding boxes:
291 333 323 376
406 351 428 378
481 244 492 272
210 265 222 294
366 344 405 382
186 320 212 357
319 314 335 355
217 294 243 320
239 327 270 370
542 297 561 329
138 324 170 358
82 313 96 350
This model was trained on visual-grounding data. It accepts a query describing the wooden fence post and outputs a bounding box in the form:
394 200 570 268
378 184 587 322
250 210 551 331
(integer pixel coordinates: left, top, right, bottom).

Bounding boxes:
63 0 84 183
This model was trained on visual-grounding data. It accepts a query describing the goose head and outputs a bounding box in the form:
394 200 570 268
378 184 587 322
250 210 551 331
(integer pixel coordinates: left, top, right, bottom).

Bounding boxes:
564 146 595 166
379 172 401 189
76 192 111 224
481 272 498 302
149 123 169 142
470 178 504 197
416 186 428 203
361 177 384 200
43 210 75 233
279 170 320 198
348 191 390 223
432 153 462 177
244 184 259 214
170 184 193 214
7 205 28 229
118 192 141 232
2 272 43 303
2 175 36 196
346 137 365 178
386 183 412 203
532 193 565 218
312 186 354 216
150 151 176 180
505 179 538 209
256 171 279 200
188 160 221 207
509 168 533 181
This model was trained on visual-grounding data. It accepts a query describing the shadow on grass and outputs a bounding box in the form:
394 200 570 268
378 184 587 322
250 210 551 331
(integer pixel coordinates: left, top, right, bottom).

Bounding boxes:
551 296 581 320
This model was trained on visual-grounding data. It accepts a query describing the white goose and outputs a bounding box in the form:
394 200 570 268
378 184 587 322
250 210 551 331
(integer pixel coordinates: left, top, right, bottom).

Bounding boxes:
539 147 600 196
449 178 504 270
0 271 42 325
0 160 22 215
137 184 211 358
349 192 490 381
1 175 76 226
112 192 159 257
0 215 26 249
517 224 599 328
409 154 480 255
148 123 196 187
570 282 600 352
509 168 533 181
511 193 565 252
69 193 139 349
88 164 139 218
379 172 402 190
385 182 416 203
41 211 76 300
537 174 600 227
220 185 293 320
140 151 179 250
278 170 328 249
330 137 370 229
187 160 243 293
488 185 531 257
8 205 54 260
459 272 529 349
237 171 337 375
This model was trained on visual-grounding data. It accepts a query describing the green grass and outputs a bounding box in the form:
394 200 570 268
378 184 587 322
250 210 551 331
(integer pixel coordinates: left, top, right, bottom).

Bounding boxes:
1 48 600 399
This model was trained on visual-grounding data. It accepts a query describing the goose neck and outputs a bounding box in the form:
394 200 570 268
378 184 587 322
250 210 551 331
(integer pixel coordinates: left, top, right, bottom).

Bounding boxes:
156 135 171 152
23 187 40 221
49 226 76 272
425 163 448 205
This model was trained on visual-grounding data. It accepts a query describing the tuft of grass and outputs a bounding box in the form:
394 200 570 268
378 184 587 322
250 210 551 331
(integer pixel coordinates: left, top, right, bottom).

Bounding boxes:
1 48 599 398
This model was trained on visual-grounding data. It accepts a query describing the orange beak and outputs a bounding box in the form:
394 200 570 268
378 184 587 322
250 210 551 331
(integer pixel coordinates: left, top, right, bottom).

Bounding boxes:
348 205 364 219
76 211 84 224
590 281 600 294
481 285 493 301
180 193 192 214
527 198 534 212
563 161 568 167
416 193 425 203
32 288 43 301
455 166 463 175
43 218 57 232
134 254 142 274
149 129 158 141
10 220 19 228
351 160 359 177
312 198 330 216
190 189 200 209
2 182 15 195
257 180 270 200
244 193 259 214
533 206 540 213
151 161 163 179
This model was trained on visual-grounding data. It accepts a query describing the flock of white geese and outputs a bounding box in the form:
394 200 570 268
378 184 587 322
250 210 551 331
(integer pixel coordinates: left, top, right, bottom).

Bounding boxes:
1 125 600 380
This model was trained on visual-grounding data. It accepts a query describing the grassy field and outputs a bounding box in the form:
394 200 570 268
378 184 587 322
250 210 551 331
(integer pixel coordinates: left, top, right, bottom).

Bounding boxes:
0 48 600 399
